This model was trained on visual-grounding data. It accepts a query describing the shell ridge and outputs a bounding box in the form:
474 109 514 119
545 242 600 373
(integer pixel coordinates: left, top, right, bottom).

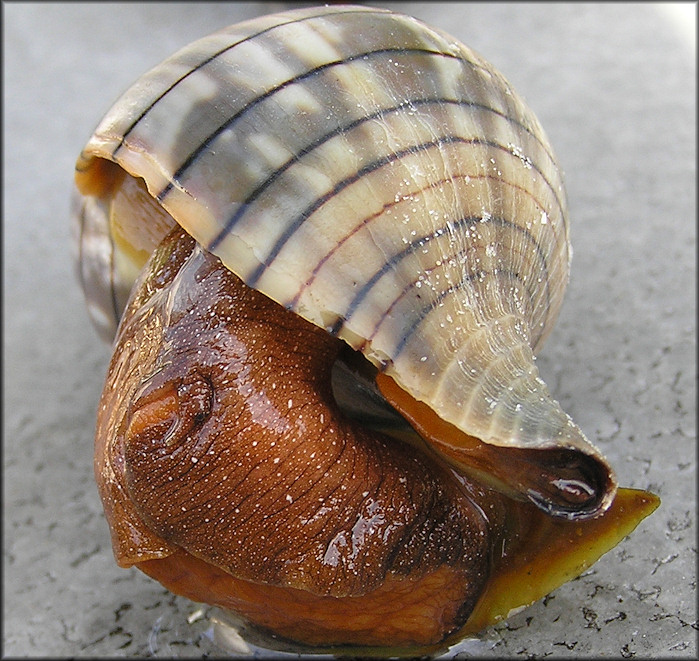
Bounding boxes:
463 334 538 438
425 316 587 450
110 6 388 156
430 312 529 395
74 199 89 300
153 48 472 203
389 271 534 362
334 212 551 338
289 170 560 316
73 192 124 340
242 137 558 292
208 97 564 254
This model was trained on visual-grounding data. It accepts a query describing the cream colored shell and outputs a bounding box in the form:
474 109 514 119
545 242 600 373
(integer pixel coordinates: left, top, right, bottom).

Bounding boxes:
73 5 610 493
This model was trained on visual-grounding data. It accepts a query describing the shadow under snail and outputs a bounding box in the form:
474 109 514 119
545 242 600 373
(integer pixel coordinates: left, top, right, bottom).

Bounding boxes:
72 5 659 656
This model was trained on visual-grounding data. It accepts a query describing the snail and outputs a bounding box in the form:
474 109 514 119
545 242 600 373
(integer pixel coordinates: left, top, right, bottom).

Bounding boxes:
72 4 659 656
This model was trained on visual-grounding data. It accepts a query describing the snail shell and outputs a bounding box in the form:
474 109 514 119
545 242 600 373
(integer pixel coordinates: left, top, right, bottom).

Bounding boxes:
72 4 658 655
74 4 615 518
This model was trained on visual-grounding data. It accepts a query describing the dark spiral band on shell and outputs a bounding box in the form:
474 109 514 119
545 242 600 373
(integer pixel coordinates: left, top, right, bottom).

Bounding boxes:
74 4 610 474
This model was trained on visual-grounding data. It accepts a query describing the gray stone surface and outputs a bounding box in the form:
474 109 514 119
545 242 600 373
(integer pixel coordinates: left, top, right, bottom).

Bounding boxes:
3 2 695 657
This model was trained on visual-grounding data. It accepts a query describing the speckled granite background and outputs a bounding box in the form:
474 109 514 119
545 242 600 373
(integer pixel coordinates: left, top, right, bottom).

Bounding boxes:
4 2 696 658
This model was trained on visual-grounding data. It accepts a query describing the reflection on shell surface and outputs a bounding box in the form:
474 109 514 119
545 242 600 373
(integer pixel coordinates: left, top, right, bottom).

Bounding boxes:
73 5 658 656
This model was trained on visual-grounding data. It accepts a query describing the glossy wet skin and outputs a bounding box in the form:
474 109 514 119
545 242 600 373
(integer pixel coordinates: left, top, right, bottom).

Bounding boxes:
96 227 508 647
94 226 660 653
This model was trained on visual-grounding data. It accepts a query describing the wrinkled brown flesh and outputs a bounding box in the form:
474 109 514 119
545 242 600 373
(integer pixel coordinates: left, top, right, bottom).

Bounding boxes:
136 488 658 655
95 226 659 654
97 227 495 648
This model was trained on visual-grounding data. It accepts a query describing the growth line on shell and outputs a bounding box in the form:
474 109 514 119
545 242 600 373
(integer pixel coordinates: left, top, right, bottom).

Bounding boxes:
245 137 552 293
111 6 386 156
154 48 481 203
331 214 550 338
209 97 565 251
290 171 558 317
390 270 532 360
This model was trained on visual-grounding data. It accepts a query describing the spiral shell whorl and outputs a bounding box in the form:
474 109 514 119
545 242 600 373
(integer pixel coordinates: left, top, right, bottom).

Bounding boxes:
75 5 595 459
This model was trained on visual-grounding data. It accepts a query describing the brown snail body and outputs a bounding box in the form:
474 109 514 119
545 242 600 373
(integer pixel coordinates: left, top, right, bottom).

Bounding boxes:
73 5 658 655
